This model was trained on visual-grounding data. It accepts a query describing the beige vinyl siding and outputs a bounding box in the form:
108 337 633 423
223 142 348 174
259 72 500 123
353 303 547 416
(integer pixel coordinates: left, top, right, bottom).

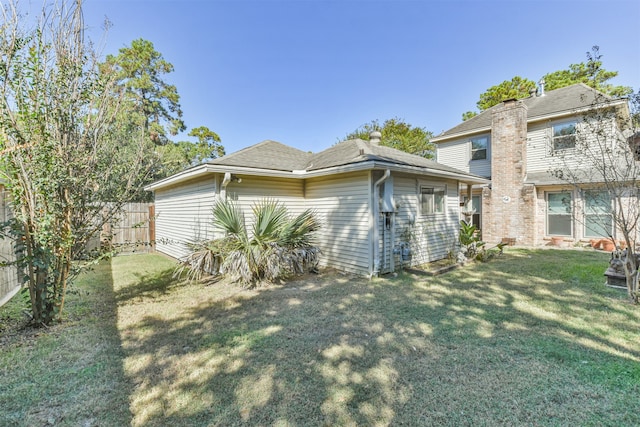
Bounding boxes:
527 115 620 175
393 175 419 266
154 176 217 260
226 175 305 214
225 175 306 235
394 176 460 265
305 172 371 275
526 121 553 173
469 154 491 178
436 139 470 173
437 137 491 178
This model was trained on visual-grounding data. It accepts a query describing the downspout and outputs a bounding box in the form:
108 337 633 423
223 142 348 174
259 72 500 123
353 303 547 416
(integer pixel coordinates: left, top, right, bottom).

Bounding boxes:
372 169 391 277
220 172 232 200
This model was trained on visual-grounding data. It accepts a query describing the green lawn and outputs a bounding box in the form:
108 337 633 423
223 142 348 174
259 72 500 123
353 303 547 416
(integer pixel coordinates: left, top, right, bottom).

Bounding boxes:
1 249 639 426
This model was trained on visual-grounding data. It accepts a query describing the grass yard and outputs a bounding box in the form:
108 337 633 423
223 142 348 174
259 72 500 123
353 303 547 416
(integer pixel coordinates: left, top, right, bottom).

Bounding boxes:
1 249 639 426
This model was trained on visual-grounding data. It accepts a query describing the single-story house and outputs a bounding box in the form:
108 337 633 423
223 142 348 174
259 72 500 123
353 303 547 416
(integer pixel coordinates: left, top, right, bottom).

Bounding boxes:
145 133 488 276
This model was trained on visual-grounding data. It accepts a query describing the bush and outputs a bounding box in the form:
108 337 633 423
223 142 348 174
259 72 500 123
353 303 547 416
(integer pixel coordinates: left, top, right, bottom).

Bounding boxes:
459 220 506 262
178 199 321 285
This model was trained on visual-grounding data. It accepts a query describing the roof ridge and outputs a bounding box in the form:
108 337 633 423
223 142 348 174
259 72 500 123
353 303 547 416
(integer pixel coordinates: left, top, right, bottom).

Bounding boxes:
433 83 617 141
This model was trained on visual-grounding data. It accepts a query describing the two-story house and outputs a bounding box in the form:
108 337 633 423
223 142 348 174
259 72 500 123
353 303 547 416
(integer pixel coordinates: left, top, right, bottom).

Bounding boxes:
432 83 633 246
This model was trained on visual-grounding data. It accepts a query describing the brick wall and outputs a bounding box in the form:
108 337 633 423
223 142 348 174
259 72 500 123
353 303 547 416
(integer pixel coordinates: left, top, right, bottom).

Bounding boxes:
482 99 529 244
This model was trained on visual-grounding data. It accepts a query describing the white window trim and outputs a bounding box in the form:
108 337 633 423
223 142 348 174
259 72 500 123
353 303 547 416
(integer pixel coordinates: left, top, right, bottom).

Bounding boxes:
583 189 613 238
546 191 573 237
420 184 447 215
470 135 490 161
551 119 578 153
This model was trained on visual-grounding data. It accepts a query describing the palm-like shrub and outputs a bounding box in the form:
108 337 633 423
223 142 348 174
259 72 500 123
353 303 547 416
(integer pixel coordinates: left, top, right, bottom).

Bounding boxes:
182 198 321 285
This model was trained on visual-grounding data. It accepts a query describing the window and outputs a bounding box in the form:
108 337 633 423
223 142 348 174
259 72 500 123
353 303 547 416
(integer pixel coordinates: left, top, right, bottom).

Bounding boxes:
421 186 445 214
471 195 481 229
471 136 489 160
631 134 640 161
547 192 572 236
584 190 612 238
552 121 577 151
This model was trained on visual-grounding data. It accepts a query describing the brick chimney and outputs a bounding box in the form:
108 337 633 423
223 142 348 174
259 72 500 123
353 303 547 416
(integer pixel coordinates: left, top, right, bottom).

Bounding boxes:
483 99 530 244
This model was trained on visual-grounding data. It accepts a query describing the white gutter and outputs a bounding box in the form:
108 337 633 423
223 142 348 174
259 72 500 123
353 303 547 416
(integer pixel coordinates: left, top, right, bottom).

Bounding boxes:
372 169 390 277
145 159 488 192
431 127 492 143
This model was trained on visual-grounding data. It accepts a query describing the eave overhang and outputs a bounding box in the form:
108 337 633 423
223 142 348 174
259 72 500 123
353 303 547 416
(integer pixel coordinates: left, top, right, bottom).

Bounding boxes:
144 160 489 192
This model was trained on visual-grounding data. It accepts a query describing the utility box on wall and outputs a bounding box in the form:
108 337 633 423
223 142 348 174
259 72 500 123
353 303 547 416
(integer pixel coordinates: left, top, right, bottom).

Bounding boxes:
380 177 395 213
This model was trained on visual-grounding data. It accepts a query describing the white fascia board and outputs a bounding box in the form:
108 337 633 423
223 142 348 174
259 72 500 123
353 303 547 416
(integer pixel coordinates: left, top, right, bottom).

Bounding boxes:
144 164 302 191
369 162 489 184
144 164 210 191
302 160 489 184
527 100 628 124
145 160 489 192
431 127 492 143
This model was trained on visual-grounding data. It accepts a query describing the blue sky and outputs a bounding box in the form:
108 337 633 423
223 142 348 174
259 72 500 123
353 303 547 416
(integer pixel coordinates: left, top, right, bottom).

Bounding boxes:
81 0 640 155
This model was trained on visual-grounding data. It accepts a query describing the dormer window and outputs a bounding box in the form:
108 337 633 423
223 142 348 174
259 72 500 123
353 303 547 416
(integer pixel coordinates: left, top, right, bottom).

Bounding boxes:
471 136 489 160
552 120 577 151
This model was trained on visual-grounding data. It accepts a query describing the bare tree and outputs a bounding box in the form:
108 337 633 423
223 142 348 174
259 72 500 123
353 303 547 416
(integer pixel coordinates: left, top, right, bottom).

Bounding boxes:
549 89 640 303
0 0 156 324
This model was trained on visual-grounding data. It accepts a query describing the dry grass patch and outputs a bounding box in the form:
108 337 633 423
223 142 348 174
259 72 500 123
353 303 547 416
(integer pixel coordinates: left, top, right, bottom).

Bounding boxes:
0 260 132 426
2 249 640 426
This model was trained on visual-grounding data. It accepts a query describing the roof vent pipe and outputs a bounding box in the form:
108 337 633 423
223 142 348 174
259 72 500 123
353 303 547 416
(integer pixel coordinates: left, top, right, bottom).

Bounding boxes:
538 78 546 96
369 131 382 146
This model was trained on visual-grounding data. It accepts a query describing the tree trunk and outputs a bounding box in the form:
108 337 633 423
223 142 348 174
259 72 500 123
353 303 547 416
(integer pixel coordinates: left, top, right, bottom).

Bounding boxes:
624 255 639 304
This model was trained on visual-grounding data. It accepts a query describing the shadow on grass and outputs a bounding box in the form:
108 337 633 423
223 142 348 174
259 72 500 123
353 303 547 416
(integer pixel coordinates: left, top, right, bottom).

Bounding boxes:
116 266 180 303
116 249 640 426
0 258 134 426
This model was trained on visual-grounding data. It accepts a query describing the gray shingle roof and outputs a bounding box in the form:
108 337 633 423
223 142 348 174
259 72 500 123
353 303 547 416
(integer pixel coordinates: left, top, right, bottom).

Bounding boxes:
433 84 618 140
207 140 312 171
306 139 477 176
204 137 483 179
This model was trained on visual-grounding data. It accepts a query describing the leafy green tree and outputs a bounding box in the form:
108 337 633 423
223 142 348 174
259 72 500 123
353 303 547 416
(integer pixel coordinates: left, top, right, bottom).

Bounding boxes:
102 38 186 144
476 76 537 112
543 46 632 97
344 117 435 158
155 126 225 177
0 0 156 325
467 46 632 116
188 126 225 161
462 111 478 121
102 42 225 198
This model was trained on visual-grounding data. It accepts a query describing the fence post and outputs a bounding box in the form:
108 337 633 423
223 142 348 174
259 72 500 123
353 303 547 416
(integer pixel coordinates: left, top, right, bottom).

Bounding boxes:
149 203 155 252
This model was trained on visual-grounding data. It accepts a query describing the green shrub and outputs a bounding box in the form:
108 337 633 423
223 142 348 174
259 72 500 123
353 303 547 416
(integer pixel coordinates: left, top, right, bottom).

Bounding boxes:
178 199 321 285
459 220 505 262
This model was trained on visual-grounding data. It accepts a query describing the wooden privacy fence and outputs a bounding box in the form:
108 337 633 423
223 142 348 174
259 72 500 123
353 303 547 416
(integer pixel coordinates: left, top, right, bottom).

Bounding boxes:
0 188 20 307
0 200 154 307
102 203 155 254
